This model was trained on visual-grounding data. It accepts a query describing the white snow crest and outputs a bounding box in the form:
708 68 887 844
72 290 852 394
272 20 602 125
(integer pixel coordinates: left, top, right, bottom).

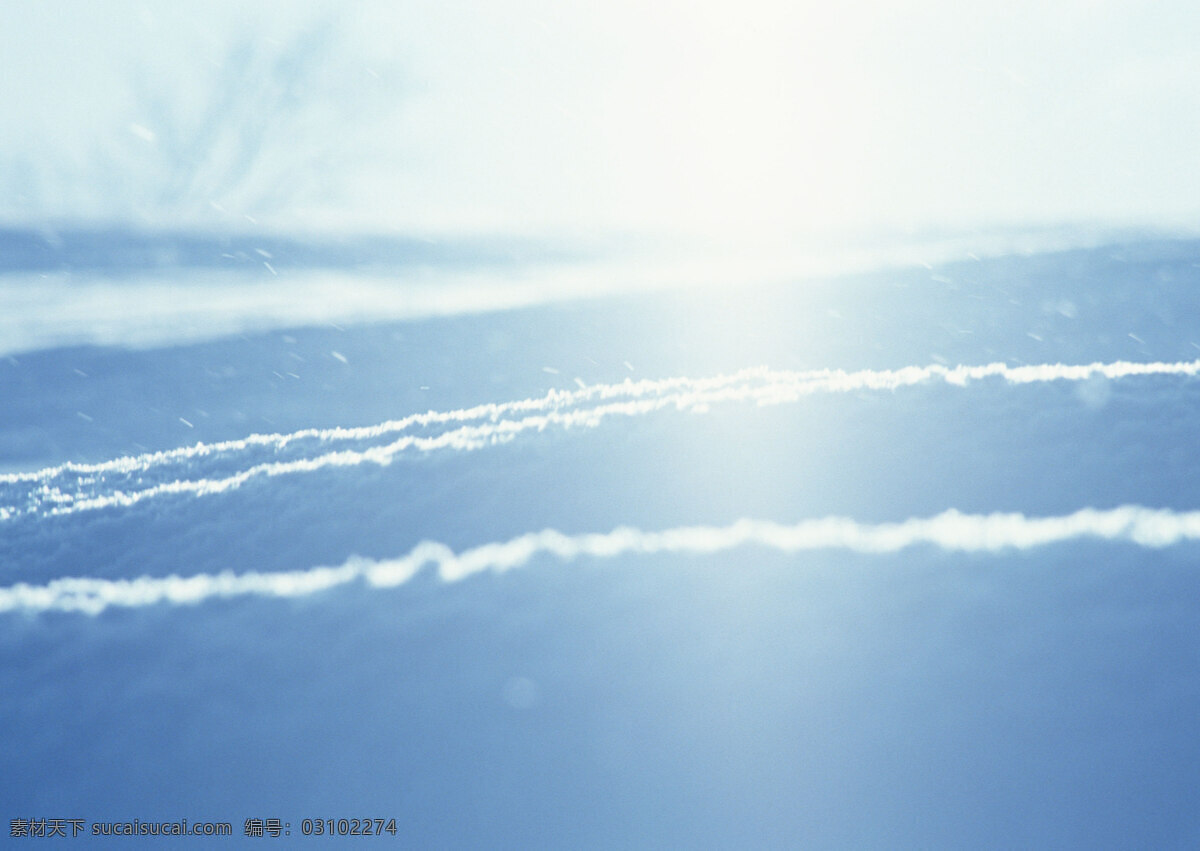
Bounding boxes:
3 358 1198 522
3 505 1200 616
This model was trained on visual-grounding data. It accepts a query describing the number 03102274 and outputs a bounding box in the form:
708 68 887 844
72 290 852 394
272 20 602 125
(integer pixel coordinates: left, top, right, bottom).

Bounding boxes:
300 818 398 837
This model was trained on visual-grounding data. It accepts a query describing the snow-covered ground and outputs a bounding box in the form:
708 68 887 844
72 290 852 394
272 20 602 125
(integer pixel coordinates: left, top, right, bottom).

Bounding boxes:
6 235 1200 845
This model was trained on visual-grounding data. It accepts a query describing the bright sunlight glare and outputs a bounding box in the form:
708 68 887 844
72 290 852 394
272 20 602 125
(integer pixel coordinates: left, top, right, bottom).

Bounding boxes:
594 1 880 241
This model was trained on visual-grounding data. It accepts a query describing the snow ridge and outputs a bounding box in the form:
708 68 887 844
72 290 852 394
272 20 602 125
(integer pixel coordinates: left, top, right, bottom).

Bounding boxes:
3 505 1198 615
3 358 1197 522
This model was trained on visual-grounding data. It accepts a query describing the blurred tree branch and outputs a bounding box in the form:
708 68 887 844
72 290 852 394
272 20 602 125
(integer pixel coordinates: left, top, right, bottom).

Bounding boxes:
5 16 402 229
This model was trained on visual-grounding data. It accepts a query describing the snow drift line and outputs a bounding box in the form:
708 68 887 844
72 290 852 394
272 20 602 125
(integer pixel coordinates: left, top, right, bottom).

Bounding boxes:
7 357 1195 484
1 366 777 484
4 358 1197 522
3 505 1198 615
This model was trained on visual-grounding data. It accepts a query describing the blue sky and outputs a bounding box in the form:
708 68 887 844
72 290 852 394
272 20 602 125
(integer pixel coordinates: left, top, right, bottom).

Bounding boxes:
2 0 1200 238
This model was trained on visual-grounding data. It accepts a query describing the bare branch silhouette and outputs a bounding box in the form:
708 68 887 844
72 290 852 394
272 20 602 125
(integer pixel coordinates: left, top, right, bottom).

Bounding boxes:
4 18 400 228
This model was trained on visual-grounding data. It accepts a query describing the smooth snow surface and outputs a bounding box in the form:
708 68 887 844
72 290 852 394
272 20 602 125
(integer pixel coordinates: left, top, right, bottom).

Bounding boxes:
8 238 1200 847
